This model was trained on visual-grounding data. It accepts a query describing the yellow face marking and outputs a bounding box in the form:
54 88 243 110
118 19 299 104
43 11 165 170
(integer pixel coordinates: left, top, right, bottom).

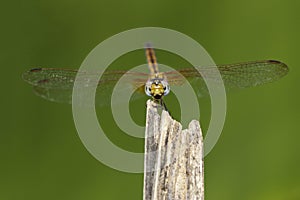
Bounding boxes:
150 83 164 99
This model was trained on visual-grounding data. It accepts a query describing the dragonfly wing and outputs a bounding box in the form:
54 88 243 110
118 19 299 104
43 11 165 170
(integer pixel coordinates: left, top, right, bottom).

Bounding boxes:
165 60 289 97
217 60 288 88
23 68 149 105
23 68 78 89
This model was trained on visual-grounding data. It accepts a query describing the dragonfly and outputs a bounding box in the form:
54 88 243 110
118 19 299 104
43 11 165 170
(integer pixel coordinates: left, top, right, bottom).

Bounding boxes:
23 45 289 109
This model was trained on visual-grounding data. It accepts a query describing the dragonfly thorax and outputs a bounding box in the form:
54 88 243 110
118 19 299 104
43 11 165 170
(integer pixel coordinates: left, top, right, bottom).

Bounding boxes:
145 78 170 100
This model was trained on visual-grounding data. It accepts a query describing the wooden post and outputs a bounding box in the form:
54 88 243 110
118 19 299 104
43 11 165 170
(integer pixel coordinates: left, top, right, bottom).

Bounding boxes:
143 100 204 200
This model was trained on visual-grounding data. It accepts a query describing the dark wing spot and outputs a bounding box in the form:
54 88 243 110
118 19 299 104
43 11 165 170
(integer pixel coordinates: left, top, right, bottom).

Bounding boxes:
30 68 42 72
268 60 281 64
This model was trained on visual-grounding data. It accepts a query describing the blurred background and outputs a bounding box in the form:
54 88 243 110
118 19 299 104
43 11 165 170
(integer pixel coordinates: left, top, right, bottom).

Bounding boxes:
1 0 299 199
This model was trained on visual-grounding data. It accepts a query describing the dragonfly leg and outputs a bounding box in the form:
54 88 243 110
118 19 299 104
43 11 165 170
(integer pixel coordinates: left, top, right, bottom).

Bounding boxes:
160 99 172 116
160 99 169 113
151 99 171 115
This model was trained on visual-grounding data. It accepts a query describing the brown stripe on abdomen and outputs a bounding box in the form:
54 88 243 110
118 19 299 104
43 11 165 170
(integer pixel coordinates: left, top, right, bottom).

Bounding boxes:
145 47 158 74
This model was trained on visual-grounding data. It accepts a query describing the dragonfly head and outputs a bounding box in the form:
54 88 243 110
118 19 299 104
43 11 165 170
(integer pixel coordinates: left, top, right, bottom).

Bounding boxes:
145 79 170 100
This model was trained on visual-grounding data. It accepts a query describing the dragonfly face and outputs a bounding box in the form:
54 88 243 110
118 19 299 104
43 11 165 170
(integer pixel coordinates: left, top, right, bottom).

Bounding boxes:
145 76 170 100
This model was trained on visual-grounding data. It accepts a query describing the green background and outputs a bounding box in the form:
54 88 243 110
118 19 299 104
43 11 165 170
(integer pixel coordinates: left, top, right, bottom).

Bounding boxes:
1 0 299 199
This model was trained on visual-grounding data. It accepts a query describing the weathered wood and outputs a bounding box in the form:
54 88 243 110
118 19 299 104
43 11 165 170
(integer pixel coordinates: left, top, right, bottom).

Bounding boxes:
143 100 204 200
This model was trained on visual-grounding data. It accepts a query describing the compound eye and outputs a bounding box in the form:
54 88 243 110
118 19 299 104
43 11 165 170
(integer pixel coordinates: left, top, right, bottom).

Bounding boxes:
164 85 170 96
145 85 152 97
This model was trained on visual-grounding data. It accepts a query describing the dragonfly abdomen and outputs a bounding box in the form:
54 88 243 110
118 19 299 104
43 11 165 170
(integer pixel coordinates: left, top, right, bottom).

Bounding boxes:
145 46 159 74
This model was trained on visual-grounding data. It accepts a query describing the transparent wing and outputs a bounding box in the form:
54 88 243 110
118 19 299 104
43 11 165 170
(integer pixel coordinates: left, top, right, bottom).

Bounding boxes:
165 60 289 97
23 68 148 105
22 68 149 89
23 60 289 103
